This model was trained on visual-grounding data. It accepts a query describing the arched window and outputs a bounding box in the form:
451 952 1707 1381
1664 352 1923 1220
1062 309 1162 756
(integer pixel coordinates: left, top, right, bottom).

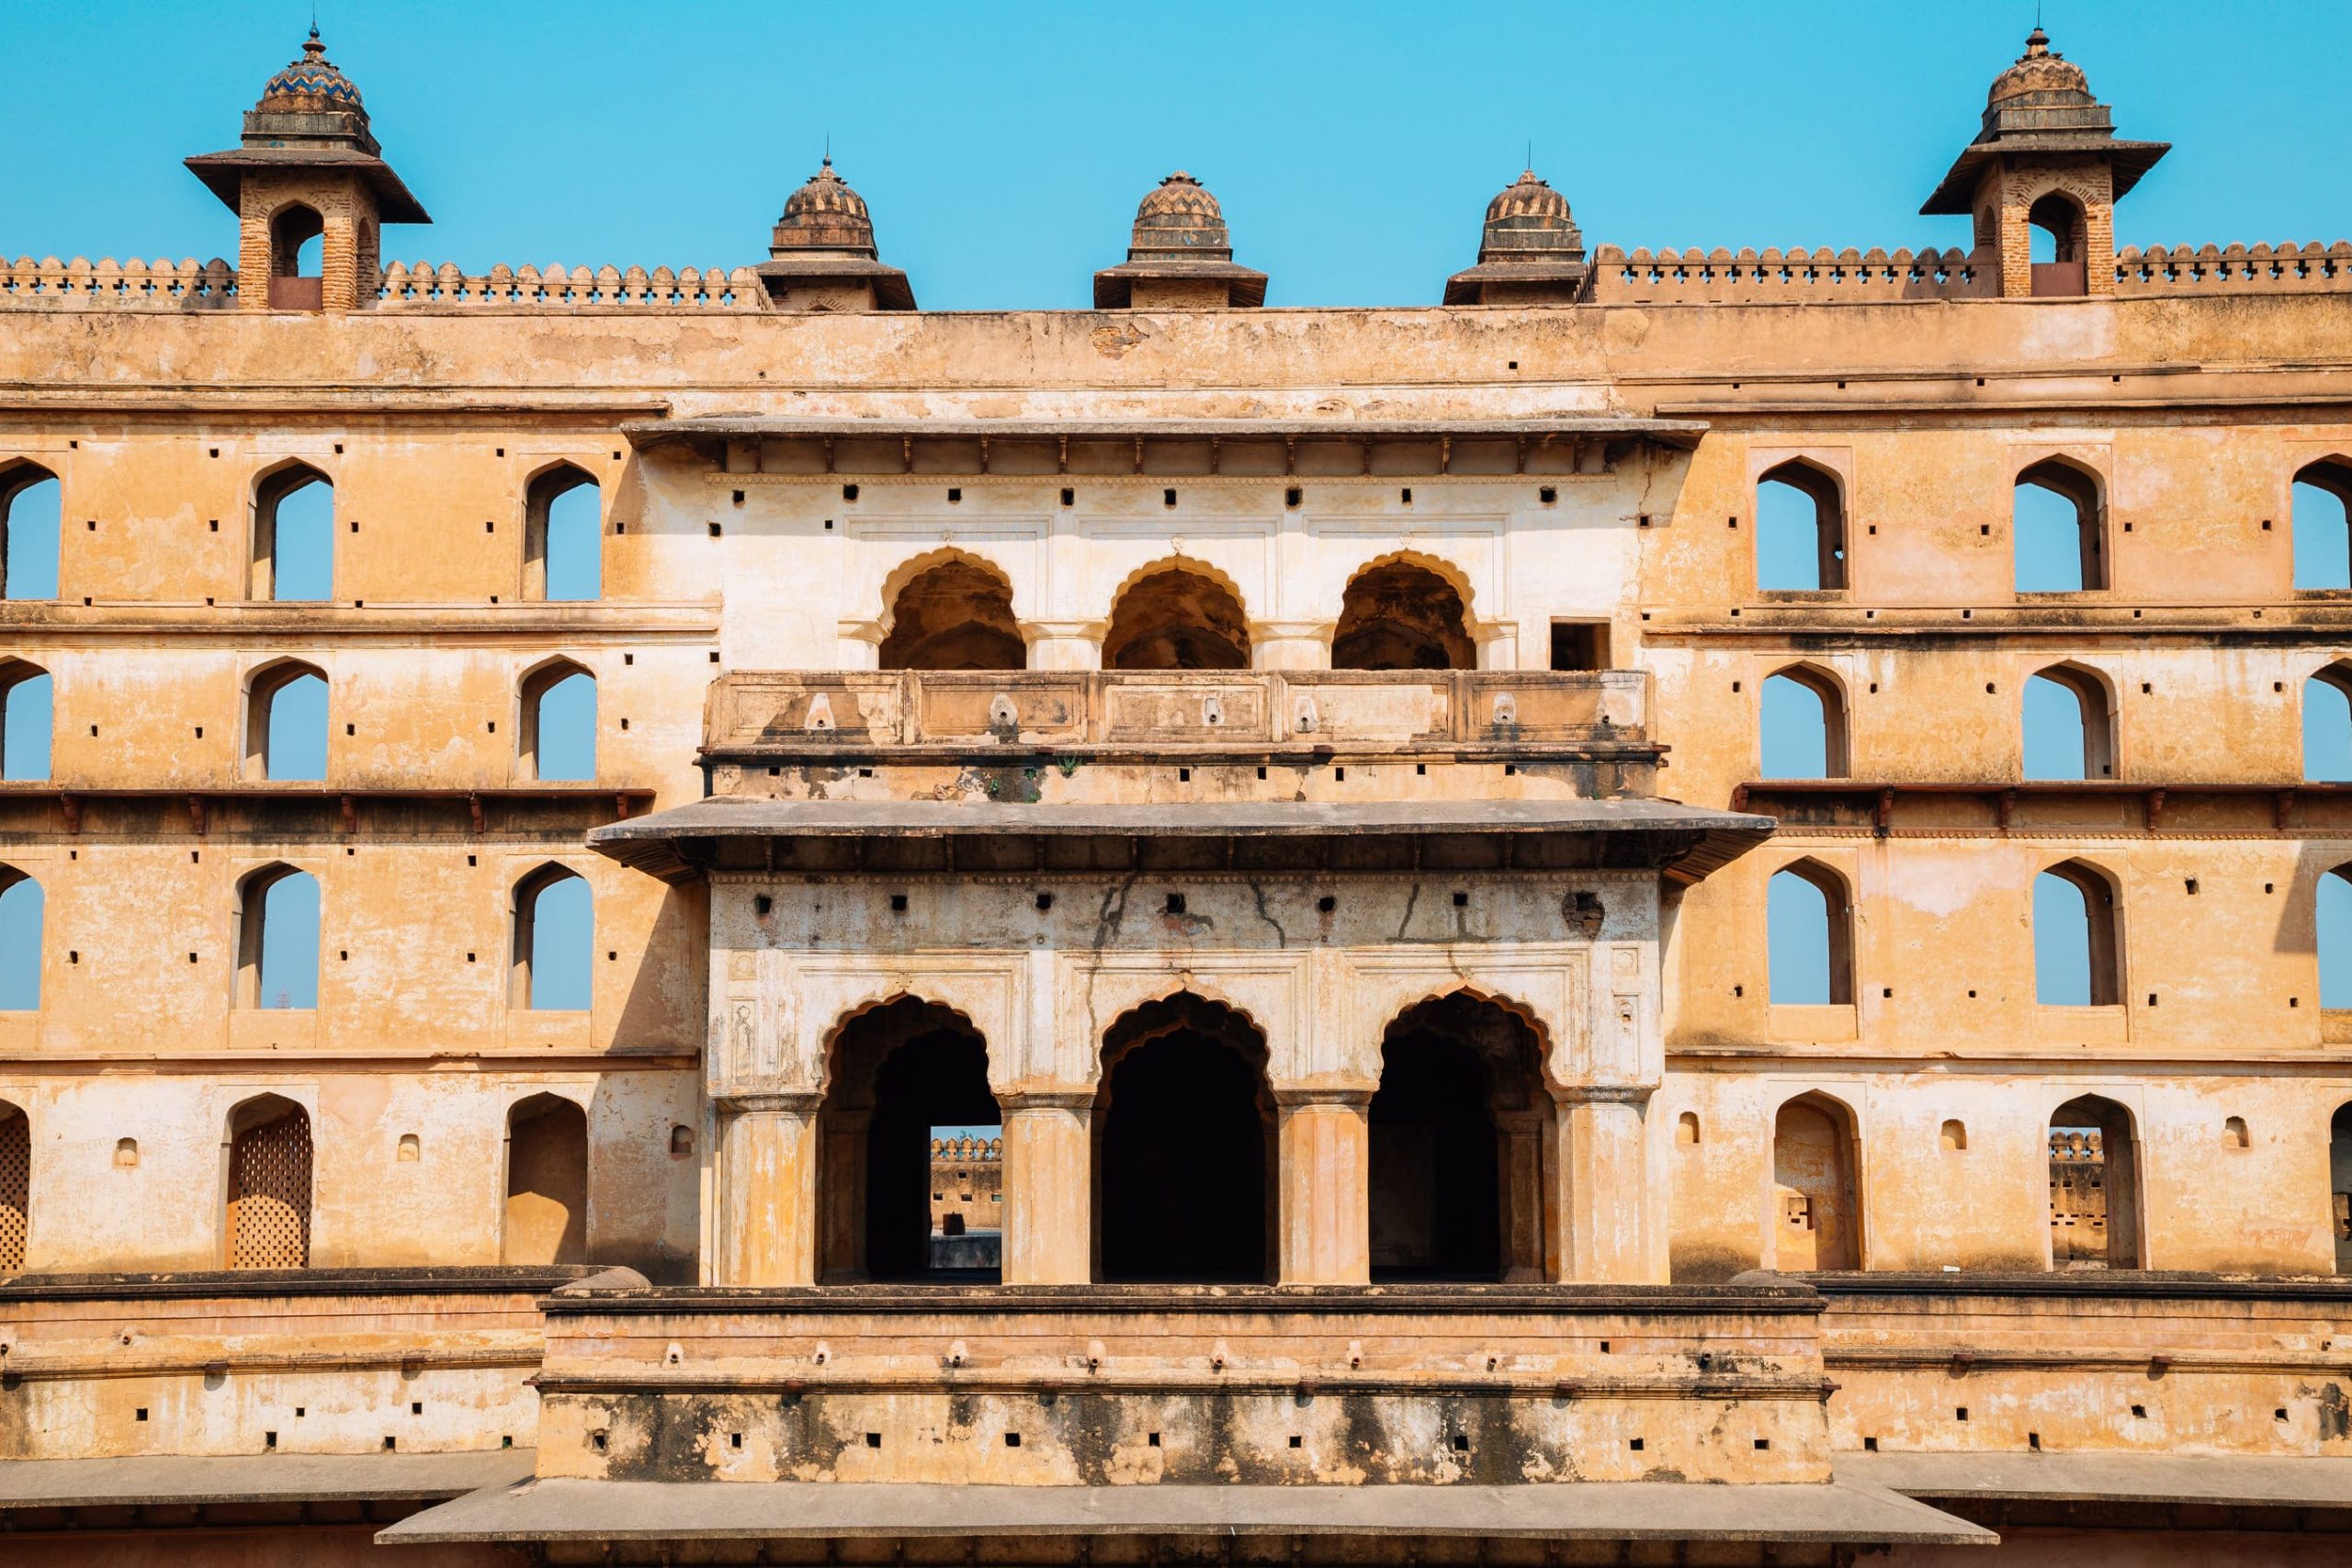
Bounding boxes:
1755 460 1847 592
513 865 591 1011
2026 192 2088 297
1939 1119 1968 1152
2023 664 2115 780
2290 459 2352 591
1771 1092 1860 1270
2321 865 2352 1010
236 865 319 1010
2014 458 2106 592
0 1100 26 1272
2331 1101 2351 1274
878 558 1024 671
1769 860 1854 1006
0 661 51 783
1369 993 1549 1281
2035 860 2120 1007
1094 992 1272 1282
818 997 999 1281
503 1093 589 1265
1331 559 1474 671
1759 664 1848 778
1102 567 1250 671
252 464 334 602
0 464 60 601
225 1094 312 1268
267 203 324 311
525 465 602 603
2306 666 2352 782
243 660 327 782
0 868 42 1010
518 660 596 782
2049 1095 2140 1269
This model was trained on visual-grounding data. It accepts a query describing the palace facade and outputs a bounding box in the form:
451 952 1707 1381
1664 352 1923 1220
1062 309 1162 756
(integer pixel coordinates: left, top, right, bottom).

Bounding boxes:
0 25 2347 1566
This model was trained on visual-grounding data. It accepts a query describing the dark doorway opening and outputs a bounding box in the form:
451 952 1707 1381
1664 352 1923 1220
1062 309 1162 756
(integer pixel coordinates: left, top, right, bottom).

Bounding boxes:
1095 993 1273 1282
820 998 999 1281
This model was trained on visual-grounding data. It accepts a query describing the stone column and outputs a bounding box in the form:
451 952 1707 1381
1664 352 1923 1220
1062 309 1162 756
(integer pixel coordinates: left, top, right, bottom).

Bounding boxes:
1251 620 1333 671
1549 1087 1664 1284
1275 1089 1373 1284
999 1091 1093 1284
1496 1108 1548 1282
1025 621 1105 671
716 1092 822 1286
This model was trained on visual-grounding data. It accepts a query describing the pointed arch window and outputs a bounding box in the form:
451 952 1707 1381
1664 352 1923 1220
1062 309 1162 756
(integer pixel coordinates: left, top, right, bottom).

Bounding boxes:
525 465 603 602
244 660 328 782
1755 460 1847 592
0 464 60 602
1769 860 1854 1006
513 865 592 1011
235 864 320 1010
0 661 51 783
2014 459 2106 592
252 464 334 602
518 660 596 782
2035 861 2121 1007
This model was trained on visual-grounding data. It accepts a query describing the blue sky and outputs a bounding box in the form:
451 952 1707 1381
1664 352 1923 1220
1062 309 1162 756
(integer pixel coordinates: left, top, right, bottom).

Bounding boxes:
6 4 2348 309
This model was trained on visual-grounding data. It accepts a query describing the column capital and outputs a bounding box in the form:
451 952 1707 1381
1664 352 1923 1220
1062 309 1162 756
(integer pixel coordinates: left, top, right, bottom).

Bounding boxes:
1272 1084 1378 1110
997 1089 1096 1113
1549 1082 1655 1108
716 1091 823 1115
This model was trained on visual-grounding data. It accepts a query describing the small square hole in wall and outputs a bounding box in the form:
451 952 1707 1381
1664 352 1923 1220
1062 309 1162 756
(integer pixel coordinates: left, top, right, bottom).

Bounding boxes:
266 1431 277 1449
1628 1438 1644 1451
2132 1404 2146 1417
1035 892 1054 912
1178 767 1191 783
296 1408 306 1418
1284 487 1302 509
890 894 909 913
732 491 745 505
1400 488 1413 505
1148 1432 1161 1447
1257 766 1267 780
1508 360 1519 369
136 1408 148 1422
1753 1438 1770 1450
711 651 721 663
947 488 963 504
1539 486 1557 505
843 484 859 502
1163 488 1177 508
1005 1432 1023 1448
755 895 775 916
708 523 722 537
592 1433 607 1452
865 1432 882 1449
383 1436 397 1451
334 444 344 456
1289 1435 1303 1449
2276 1408 2289 1421
1955 1407 1969 1422
1451 1434 1469 1452
1317 896 1336 914
412 1402 423 1416
730 1432 743 1449
2028 1432 2041 1451
1165 893 1186 915
1863 1436 1878 1451
1452 891 1468 908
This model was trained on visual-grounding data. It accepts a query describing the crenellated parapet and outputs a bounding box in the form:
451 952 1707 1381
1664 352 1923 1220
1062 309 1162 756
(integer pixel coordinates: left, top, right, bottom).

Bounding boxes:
2114 240 2352 293
376 261 763 310
1585 244 1986 303
0 254 237 308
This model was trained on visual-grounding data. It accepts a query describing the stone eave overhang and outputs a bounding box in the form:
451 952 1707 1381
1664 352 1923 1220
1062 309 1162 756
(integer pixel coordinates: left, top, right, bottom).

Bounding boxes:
586 796 1773 887
1918 135 2170 215
183 147 433 224
751 255 916 310
622 414 1707 471
1441 262 1590 305
1092 259 1270 310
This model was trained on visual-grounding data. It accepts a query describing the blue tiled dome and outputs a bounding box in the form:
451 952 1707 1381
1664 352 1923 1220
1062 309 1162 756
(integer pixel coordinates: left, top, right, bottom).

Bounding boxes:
259 28 364 111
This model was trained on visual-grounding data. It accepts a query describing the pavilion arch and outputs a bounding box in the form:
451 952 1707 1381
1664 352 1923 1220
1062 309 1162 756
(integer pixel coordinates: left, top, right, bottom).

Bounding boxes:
250 459 334 602
876 548 1026 671
1369 989 1554 1280
0 461 59 601
2047 1092 2143 1269
222 1092 313 1268
2025 190 2089 296
1093 990 1275 1282
1102 558 1251 671
1760 660 1849 778
2024 660 2118 780
1770 1089 1862 1271
241 658 328 782
1331 552 1477 671
266 200 325 310
1755 457 1848 592
1769 857 1855 1006
2014 455 2108 592
0 1097 26 1271
516 656 596 782
511 862 592 1010
233 863 318 1010
2329 1099 2351 1274
0 659 48 784
522 461 602 603
2035 858 2123 1008
502 1090 590 1265
0 863 44 1011
816 995 998 1281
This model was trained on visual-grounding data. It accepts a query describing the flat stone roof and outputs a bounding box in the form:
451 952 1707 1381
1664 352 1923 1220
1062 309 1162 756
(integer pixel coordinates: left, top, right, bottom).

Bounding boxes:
380 1478 1991 1547
0 1449 535 1509
1842 1449 2352 1510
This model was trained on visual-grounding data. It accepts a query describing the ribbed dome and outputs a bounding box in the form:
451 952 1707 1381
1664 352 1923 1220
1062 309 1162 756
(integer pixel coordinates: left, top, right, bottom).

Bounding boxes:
771 157 878 259
258 28 364 112
1127 172 1231 260
1987 28 2091 107
1486 170 1569 225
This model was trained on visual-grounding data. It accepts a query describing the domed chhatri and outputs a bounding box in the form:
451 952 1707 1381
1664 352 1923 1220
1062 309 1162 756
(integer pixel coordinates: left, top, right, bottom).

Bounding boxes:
1986 27 2091 107
1442 168 1588 305
258 27 365 113
755 155 914 311
771 157 879 260
1093 170 1267 310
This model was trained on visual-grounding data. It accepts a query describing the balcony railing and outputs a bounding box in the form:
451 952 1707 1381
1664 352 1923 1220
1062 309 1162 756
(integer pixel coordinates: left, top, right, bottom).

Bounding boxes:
704 670 1649 755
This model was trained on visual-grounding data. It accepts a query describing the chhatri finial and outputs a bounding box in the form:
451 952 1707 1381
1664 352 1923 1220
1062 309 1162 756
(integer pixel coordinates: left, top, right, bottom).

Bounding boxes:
2023 26 2051 57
